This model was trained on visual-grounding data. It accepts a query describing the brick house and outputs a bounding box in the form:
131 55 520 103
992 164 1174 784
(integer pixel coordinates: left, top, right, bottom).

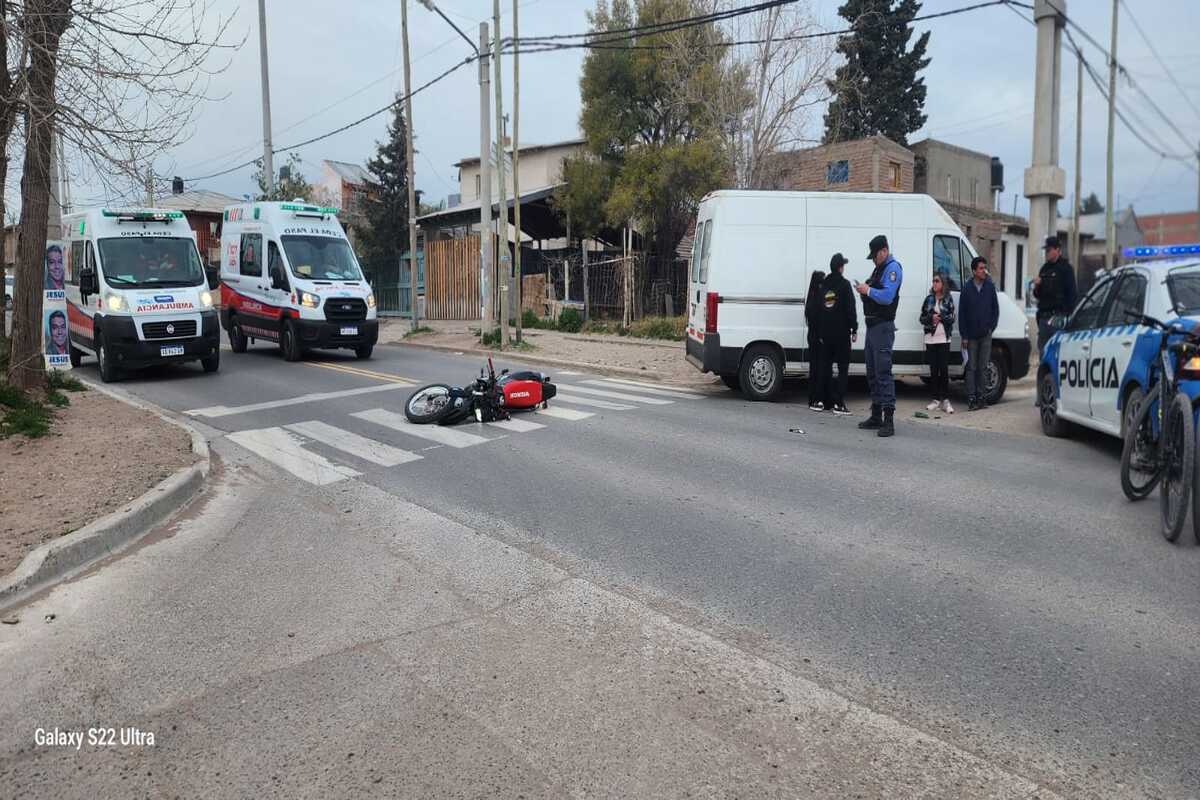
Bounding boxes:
1140 211 1200 247
769 134 915 194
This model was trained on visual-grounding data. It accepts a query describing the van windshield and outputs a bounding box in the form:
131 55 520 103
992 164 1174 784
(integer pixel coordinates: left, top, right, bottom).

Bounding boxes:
97 237 205 288
281 235 363 281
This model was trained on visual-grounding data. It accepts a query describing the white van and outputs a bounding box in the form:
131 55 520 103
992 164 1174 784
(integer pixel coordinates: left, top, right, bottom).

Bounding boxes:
219 201 377 361
63 207 221 382
685 191 1031 401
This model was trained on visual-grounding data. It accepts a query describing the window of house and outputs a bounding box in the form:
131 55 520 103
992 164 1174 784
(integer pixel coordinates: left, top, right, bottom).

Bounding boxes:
826 160 849 185
890 162 901 190
946 175 953 201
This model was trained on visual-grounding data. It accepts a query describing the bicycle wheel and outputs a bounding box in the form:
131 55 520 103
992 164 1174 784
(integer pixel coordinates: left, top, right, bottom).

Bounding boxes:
405 384 455 424
1120 393 1162 501
1159 391 1195 542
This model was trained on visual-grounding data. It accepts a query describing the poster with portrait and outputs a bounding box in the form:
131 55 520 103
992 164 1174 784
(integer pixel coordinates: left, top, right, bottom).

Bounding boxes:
43 240 70 370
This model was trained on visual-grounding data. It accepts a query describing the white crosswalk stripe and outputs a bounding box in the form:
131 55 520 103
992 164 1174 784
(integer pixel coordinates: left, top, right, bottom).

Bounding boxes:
585 378 705 399
228 427 361 485
284 420 422 466
351 408 492 448
487 418 546 433
535 406 594 421
552 383 674 405
553 393 634 411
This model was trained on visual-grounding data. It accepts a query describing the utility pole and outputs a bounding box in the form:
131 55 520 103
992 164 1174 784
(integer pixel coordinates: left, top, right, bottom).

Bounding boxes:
146 166 154 208
1104 0 1118 272
1071 53 1082 267
479 22 493 332
400 0 420 332
1195 140 1200 241
1024 0 1067 278
512 0 522 344
493 0 509 348
257 0 275 197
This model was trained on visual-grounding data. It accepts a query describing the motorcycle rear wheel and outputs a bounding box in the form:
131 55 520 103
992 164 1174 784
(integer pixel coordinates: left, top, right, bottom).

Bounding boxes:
405 384 455 424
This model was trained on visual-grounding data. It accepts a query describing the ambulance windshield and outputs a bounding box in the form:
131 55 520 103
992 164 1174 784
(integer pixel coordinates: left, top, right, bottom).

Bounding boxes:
280 235 363 281
97 237 205 288
1167 268 1200 315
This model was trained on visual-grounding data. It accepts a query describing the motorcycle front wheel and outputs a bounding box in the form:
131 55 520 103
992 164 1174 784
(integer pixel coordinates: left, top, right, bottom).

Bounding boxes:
405 384 455 424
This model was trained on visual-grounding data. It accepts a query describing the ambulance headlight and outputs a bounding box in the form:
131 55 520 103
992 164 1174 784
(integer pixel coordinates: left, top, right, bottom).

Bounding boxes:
105 293 129 312
298 290 320 309
199 290 214 308
366 292 376 309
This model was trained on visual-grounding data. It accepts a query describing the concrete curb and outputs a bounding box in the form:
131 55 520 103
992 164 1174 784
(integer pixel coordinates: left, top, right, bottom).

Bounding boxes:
0 381 211 612
383 338 713 388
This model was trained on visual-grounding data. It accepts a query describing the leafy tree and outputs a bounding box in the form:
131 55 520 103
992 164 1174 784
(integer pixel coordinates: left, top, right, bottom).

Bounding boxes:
358 101 411 279
556 0 736 257
1079 192 1103 215
252 153 313 202
822 0 931 146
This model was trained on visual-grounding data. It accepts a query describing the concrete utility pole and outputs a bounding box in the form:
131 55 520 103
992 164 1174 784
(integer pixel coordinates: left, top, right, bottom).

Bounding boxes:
146 166 154 208
1195 139 1200 241
512 0 522 344
257 0 275 197
1025 0 1067 273
1104 0 1118 272
493 0 509 348
479 22 493 331
400 0 420 332
1080 53 1089 266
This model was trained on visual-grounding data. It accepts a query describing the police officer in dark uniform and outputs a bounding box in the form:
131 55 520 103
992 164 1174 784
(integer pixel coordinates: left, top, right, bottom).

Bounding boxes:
854 234 904 437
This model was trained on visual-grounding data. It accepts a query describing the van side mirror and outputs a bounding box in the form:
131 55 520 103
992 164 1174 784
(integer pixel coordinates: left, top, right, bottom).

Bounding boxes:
205 266 219 290
79 268 97 296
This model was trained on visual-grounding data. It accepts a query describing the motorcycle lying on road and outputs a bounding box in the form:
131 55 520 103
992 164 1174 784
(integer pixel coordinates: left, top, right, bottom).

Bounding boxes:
404 358 557 426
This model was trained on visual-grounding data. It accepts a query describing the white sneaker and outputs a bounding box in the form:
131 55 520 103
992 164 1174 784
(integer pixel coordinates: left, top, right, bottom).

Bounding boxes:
942 399 954 414
926 400 940 411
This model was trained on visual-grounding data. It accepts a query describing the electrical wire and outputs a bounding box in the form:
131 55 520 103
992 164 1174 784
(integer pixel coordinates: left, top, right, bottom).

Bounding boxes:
1119 0 1200 126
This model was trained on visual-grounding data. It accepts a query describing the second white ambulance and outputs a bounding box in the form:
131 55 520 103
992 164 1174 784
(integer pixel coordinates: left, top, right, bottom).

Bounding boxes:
219 201 378 361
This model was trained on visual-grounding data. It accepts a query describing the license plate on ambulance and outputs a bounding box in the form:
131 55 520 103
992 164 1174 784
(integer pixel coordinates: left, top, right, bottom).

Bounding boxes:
340 326 358 336
160 345 184 357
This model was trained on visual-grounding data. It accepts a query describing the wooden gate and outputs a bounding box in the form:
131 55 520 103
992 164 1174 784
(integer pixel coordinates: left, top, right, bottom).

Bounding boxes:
424 235 481 320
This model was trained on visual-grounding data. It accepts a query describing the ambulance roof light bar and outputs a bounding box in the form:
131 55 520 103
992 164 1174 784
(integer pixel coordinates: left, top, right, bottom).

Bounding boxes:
100 209 184 222
279 202 339 219
1124 243 1200 260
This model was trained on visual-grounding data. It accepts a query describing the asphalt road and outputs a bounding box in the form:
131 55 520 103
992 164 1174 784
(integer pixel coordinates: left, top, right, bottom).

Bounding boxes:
2 338 1198 797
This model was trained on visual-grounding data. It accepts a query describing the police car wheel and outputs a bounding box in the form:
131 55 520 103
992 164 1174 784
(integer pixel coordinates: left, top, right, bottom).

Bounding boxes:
739 345 782 402
1121 392 1163 501
1038 370 1068 438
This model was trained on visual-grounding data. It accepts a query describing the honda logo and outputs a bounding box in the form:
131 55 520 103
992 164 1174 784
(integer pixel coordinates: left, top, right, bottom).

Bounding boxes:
166 324 175 335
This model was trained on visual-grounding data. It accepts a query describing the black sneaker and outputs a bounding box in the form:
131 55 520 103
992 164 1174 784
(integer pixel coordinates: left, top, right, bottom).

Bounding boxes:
831 403 851 416
808 401 825 412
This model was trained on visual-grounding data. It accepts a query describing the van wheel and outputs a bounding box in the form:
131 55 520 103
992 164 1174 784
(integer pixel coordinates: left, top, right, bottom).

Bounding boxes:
280 319 303 362
97 333 120 383
983 349 1008 403
720 373 740 392
201 351 220 373
1039 370 1069 438
739 345 782 402
229 318 247 353
354 345 373 360
68 343 83 368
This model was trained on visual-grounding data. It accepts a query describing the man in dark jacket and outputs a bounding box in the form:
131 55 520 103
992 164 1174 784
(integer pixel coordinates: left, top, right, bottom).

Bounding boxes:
816 253 857 415
1033 236 1077 353
958 256 1000 411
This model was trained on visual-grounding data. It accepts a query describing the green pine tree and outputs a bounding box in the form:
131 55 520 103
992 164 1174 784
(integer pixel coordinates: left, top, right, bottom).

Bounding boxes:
359 100 411 281
822 0 931 146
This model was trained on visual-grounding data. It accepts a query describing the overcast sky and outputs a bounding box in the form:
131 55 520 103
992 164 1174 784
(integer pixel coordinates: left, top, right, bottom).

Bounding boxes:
68 0 1200 222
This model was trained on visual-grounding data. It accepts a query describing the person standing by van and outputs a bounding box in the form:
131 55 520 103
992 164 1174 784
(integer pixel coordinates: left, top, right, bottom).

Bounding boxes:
1032 236 1077 353
959 256 1000 411
817 254 857 415
855 235 903 437
920 274 955 413
805 270 827 411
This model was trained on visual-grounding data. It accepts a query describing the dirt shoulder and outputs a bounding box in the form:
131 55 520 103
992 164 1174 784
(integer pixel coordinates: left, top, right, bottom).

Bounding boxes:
0 390 196 578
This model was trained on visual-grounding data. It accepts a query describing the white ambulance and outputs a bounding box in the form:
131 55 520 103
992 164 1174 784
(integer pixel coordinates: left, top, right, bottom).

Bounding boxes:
685 191 1032 401
62 207 221 382
218 201 378 361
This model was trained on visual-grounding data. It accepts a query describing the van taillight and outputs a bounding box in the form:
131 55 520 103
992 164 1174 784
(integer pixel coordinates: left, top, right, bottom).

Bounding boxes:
705 292 719 334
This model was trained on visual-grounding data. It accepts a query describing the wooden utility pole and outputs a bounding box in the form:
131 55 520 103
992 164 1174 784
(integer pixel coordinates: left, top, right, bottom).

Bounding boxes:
400 0 420 331
478 22 492 331
1104 0 1118 272
512 0 522 343
1071 53 1082 266
492 0 508 348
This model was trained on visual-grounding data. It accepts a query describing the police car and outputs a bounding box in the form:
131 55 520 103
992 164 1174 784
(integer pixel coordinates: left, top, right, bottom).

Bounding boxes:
1038 251 1200 439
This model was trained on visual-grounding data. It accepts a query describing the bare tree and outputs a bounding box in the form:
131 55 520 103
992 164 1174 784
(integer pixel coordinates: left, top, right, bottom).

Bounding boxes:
0 0 28 350
5 0 239 389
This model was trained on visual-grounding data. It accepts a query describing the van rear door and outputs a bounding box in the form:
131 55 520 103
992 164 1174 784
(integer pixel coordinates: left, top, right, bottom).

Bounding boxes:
687 215 713 343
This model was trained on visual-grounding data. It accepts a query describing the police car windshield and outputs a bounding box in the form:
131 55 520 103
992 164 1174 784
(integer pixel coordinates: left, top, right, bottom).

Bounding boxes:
280 235 362 281
1167 269 1200 315
97 237 204 288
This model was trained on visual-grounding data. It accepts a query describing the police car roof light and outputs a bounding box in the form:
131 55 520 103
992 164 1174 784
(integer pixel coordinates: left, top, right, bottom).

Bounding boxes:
1123 243 1200 260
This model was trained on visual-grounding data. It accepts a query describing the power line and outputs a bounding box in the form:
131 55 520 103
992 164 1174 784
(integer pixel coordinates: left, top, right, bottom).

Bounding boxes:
1119 0 1200 125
